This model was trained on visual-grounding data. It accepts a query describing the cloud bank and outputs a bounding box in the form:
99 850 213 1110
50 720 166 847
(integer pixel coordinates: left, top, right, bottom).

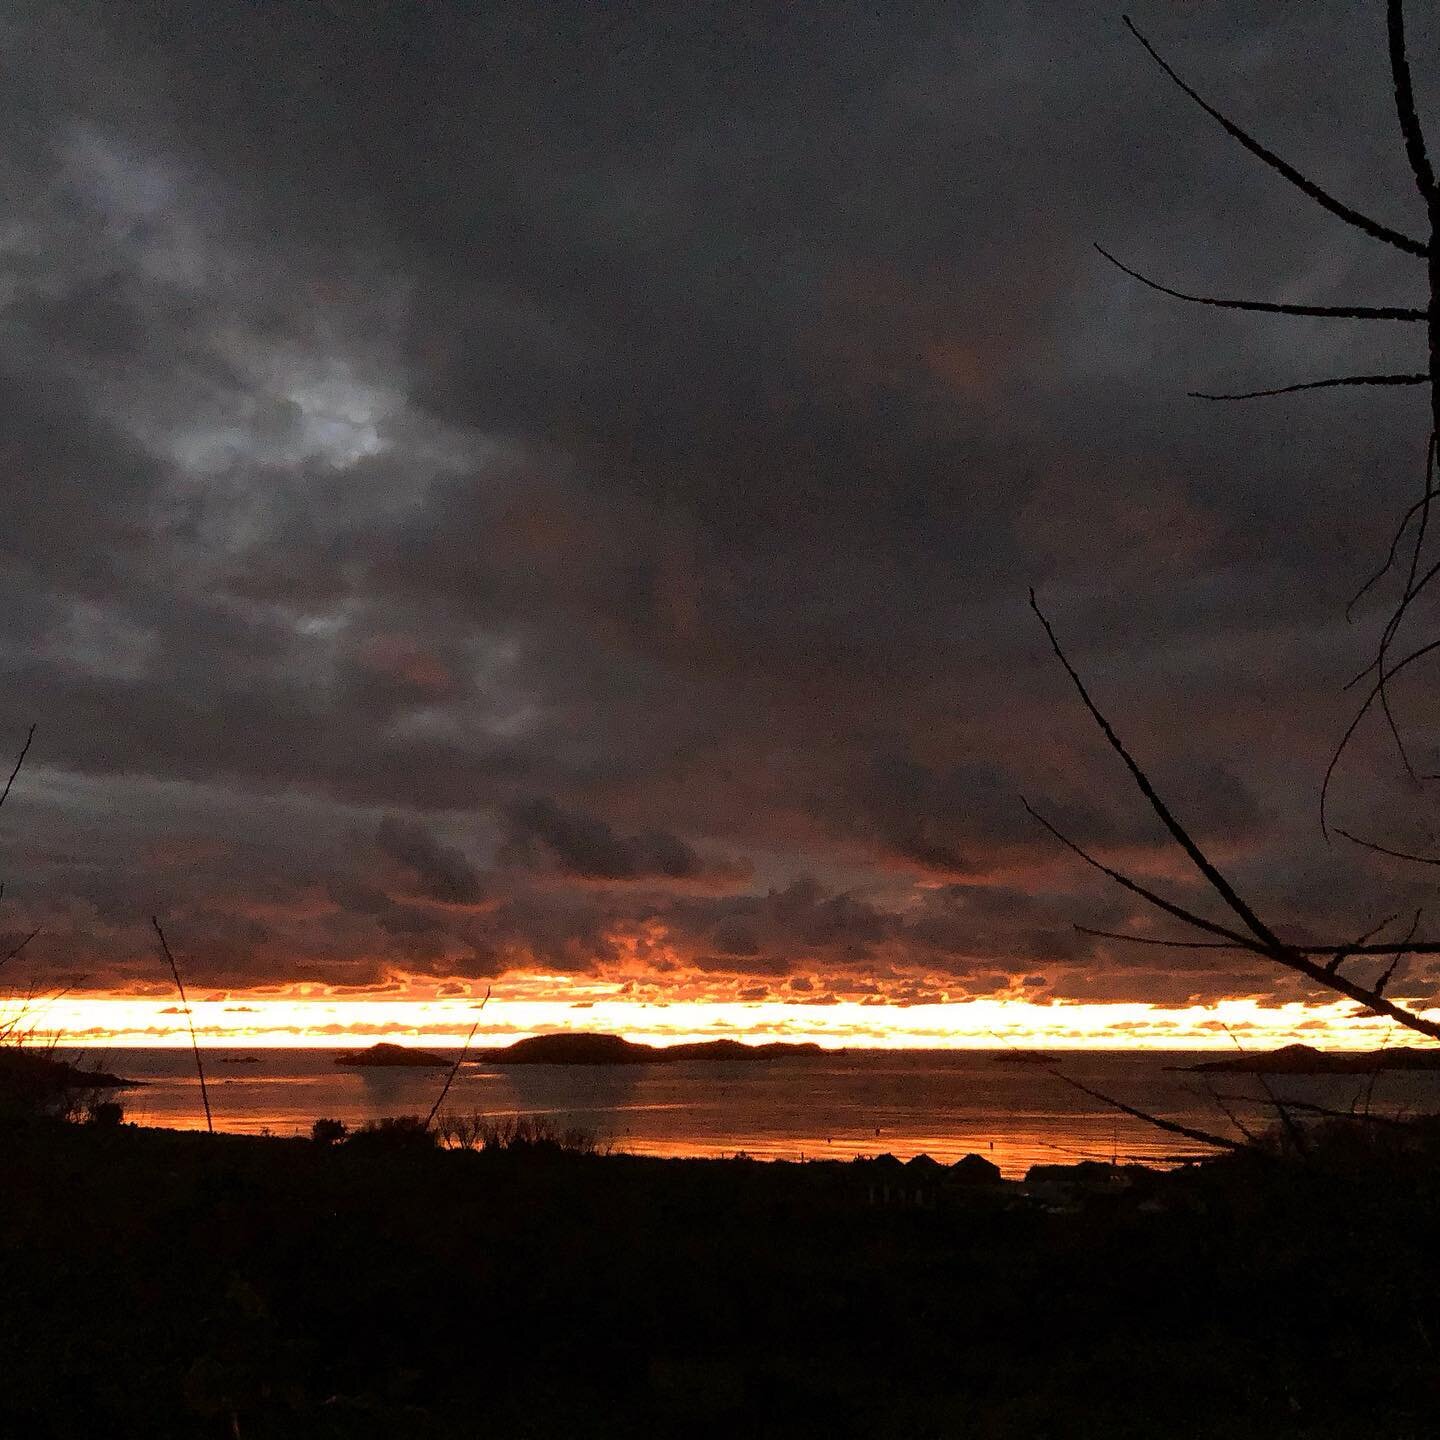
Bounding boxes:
2 2 1439 1015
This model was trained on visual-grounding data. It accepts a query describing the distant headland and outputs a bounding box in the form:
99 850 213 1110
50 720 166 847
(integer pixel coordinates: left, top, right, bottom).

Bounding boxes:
1184 1043 1440 1075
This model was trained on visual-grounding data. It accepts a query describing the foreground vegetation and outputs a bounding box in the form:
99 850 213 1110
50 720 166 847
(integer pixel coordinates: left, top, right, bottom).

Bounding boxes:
4 1096 1438 1439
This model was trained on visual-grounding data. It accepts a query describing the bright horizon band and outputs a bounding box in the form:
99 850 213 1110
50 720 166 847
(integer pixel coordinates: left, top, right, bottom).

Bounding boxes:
14 993 1439 1050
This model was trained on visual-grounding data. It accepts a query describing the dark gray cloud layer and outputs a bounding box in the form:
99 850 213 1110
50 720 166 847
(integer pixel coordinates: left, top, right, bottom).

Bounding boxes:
2 1 1439 1006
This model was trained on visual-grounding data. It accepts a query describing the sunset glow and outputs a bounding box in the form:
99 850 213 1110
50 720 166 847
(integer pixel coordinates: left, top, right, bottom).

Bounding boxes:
26 992 1440 1051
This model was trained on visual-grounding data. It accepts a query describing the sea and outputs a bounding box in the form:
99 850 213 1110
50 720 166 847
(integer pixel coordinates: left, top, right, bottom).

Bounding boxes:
59 1047 1440 1178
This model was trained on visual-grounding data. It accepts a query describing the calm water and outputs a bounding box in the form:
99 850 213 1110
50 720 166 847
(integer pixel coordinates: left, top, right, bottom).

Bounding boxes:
65 1048 1440 1178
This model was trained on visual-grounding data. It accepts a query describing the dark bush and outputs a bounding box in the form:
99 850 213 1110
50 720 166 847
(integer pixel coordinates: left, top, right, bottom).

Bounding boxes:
344 1115 436 1151
435 1111 605 1155
310 1117 348 1145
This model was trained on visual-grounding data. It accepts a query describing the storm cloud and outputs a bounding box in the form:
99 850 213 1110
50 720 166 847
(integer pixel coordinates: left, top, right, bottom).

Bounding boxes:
1 2 1438 1011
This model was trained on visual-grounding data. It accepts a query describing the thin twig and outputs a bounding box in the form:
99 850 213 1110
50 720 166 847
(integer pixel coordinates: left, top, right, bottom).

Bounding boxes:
1123 15 1428 256
1345 434 1440 658
1323 632 1440 834
1190 373 1427 400
1344 434 1439 781
1336 827 1440 868
425 986 491 1130
1326 910 1402 976
1073 919 1440 959
1095 244 1425 320
0 724 35 812
1075 926 1238 950
1030 590 1285 951
1222 1023 1305 1156
1023 799 1256 948
1375 910 1421 998
151 917 212 1134
0 926 41 971
1346 479 1440 620
1201 1078 1261 1145
1048 1068 1245 1152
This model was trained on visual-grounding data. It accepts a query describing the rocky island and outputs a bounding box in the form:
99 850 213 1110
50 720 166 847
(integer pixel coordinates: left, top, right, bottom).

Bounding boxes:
472 1032 830 1065
333 1042 449 1068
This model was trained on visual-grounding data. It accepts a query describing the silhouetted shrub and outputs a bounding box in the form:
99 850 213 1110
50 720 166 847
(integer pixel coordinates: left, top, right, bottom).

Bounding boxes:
85 1099 124 1128
435 1111 606 1155
310 1117 348 1145
344 1115 436 1151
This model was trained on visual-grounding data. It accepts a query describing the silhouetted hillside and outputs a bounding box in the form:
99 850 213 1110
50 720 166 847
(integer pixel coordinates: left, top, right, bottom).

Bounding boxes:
1188 1043 1440 1074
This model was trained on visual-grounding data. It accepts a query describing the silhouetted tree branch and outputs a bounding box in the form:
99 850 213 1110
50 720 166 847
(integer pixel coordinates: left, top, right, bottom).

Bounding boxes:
1048 1067 1247 1153
1028 593 1440 1042
1123 14 1428 256
1336 827 1440 868
1189 374 1427 401
0 724 35 813
1113 8 1440 818
1094 244 1425 321
151 917 213 1134
1387 0 1437 211
425 985 491 1130
0 727 41 1003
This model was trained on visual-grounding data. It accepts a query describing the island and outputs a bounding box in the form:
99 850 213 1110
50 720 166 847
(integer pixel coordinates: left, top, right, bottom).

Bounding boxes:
1185 1042 1440 1075
470 1032 830 1065
334 1042 449 1068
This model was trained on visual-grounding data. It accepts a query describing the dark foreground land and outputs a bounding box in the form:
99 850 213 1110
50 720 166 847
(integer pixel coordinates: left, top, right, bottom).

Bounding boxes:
5 1115 1440 1439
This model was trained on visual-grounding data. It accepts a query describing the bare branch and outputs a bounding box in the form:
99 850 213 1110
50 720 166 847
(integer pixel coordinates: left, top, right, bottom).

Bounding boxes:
1030 590 1286 951
1346 480 1440 620
1022 799 1258 949
1342 435 1440 779
1323 633 1440 833
1374 910 1421 997
1074 925 1239 951
1222 1023 1306 1157
1202 1080 1261 1145
1190 373 1427 400
425 986 491 1130
1282 1098 1410 1128
1095 244 1425 321
1388 0 1438 209
151 917 213 1135
1326 910 1402 976
0 926 41 971
1336 827 1440 868
1049 1068 1246 1152
1124 15 1428 257
1030 602 1440 1039
0 724 35 813
1074 920 1440 959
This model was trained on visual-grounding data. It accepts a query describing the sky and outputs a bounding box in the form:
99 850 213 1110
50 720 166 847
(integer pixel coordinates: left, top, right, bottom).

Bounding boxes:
4 2 1440 1046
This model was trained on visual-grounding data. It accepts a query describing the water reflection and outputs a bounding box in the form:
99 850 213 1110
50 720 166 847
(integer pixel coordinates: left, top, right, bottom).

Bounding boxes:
79 1048 1440 1177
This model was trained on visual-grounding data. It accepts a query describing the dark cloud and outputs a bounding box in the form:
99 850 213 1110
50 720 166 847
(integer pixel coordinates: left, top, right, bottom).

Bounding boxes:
0 2 1435 1008
376 815 485 905
500 798 742 884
